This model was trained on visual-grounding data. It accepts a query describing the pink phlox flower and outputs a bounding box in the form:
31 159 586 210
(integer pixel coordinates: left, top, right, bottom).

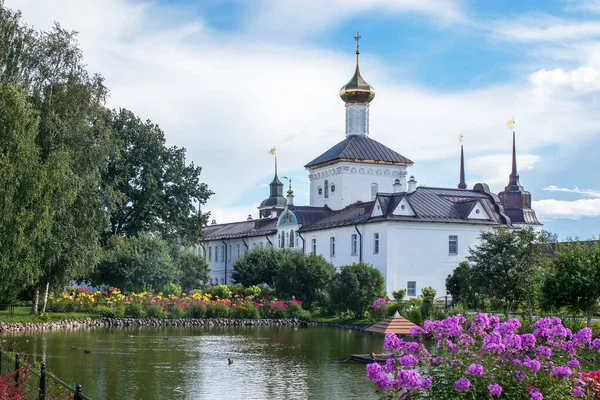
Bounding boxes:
399 355 419 368
567 359 580 369
574 328 592 346
465 363 484 377
570 387 585 397
409 326 426 338
549 365 572 379
521 334 536 349
515 370 526 381
523 357 541 374
536 345 552 359
590 338 600 352
383 333 403 353
455 377 471 392
529 388 543 400
488 383 502 397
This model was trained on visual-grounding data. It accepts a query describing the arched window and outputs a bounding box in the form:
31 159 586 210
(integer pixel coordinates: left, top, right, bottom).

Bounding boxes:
281 232 285 248
289 230 294 247
371 183 378 201
324 180 329 198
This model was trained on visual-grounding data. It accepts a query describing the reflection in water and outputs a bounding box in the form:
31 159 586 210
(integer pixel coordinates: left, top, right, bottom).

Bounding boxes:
4 326 382 400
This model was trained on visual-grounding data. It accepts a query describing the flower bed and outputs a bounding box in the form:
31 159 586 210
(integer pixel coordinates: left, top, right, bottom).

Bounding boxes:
46 286 307 320
367 313 600 399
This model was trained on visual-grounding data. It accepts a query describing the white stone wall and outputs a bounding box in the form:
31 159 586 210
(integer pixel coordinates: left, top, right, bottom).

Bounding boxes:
307 161 408 209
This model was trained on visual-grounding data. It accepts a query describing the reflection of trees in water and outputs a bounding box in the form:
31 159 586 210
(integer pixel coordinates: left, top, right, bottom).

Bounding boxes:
10 326 382 400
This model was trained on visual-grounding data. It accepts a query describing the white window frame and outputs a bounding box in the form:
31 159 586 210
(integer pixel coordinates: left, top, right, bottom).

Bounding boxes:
371 183 378 201
373 233 379 254
208 246 212 262
330 237 336 257
215 246 218 263
351 234 358 256
407 281 417 297
449 235 458 255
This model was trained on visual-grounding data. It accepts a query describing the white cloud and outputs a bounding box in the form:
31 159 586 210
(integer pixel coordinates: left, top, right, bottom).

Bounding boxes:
533 198 600 219
543 185 600 197
529 67 600 91
467 153 540 189
564 0 600 14
7 0 600 223
207 203 260 225
489 15 600 42
248 0 467 38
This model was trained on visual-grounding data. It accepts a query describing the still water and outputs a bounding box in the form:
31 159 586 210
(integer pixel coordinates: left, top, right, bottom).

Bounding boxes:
4 326 383 400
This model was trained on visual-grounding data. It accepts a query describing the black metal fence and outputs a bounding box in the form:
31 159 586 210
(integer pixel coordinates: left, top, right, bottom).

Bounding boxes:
0 344 92 399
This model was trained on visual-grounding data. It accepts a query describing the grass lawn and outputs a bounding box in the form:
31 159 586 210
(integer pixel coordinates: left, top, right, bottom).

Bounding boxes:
0 307 96 323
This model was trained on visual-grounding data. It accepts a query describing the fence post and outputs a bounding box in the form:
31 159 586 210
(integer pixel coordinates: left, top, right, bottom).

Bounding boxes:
15 353 20 383
75 384 82 400
39 362 46 400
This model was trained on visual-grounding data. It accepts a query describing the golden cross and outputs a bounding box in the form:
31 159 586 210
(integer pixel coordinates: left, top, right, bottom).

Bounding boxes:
354 32 361 54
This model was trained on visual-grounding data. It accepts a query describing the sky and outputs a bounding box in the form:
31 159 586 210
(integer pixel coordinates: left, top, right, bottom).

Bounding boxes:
7 0 600 240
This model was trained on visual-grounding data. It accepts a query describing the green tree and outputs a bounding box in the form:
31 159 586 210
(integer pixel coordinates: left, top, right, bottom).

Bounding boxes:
331 263 384 318
171 245 210 291
275 252 336 309
103 109 212 243
231 247 284 288
0 84 49 301
93 233 180 292
446 261 474 307
420 287 437 320
541 239 600 327
467 227 544 320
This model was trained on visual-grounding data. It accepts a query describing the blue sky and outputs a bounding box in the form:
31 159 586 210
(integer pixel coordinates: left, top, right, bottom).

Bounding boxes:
9 0 600 239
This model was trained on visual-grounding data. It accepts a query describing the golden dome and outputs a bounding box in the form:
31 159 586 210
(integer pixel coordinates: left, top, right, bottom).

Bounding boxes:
340 34 375 105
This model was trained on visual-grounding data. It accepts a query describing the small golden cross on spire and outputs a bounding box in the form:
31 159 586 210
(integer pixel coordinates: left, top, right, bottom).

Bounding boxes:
354 31 361 54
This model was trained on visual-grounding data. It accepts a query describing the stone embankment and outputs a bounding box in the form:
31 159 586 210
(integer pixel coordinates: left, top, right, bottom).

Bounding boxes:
0 318 314 333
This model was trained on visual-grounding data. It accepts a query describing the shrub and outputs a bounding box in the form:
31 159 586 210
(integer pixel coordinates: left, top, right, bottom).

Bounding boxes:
146 305 166 319
169 305 185 319
592 321 600 339
126 303 146 318
204 284 232 300
420 286 437 320
186 303 207 318
392 289 406 303
95 305 118 318
266 301 288 319
230 304 260 319
207 302 229 318
160 283 182 297
370 298 390 321
286 301 304 318
243 285 262 298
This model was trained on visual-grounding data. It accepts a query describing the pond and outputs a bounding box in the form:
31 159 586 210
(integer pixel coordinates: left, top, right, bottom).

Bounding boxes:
3 326 383 399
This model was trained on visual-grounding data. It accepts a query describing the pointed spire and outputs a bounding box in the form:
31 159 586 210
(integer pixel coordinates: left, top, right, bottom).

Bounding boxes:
508 130 520 187
458 143 466 189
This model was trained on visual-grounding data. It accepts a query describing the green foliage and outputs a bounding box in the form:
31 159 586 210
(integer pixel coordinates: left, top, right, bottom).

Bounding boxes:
206 302 229 318
204 284 232 300
445 261 474 307
542 239 600 327
467 227 545 318
230 304 260 319
93 233 180 292
275 252 336 309
420 286 437 320
391 289 406 303
168 305 185 319
169 242 209 291
330 263 385 318
243 285 262 298
103 108 212 243
160 283 182 297
232 248 284 288
126 303 146 318
95 305 118 318
186 303 207 319
146 304 166 319
285 302 304 318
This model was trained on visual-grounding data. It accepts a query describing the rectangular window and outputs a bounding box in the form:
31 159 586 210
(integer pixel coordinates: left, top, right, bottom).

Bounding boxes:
237 244 240 258
221 245 225 261
311 238 317 254
449 235 458 255
208 246 212 262
215 246 218 263
330 237 336 257
374 233 379 254
260 242 264 248
407 281 417 297
228 245 232 259
371 183 378 201
351 234 358 256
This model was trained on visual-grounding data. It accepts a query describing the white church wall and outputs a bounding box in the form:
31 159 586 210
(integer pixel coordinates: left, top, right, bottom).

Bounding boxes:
384 222 495 299
308 161 408 209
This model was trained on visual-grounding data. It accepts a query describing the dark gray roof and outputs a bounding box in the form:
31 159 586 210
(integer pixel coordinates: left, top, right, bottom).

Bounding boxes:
201 219 277 241
304 136 413 168
288 205 333 226
300 185 512 232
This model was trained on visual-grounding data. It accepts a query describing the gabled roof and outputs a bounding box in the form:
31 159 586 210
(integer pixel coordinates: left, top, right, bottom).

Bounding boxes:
201 219 277 241
299 201 373 231
304 136 413 169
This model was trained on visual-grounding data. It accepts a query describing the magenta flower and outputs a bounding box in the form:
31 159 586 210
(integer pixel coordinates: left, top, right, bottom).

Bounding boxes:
529 388 543 400
488 383 502 397
455 377 471 392
465 363 484 377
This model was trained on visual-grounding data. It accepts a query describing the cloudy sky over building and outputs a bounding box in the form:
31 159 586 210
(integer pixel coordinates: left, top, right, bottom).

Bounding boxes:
9 0 600 239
